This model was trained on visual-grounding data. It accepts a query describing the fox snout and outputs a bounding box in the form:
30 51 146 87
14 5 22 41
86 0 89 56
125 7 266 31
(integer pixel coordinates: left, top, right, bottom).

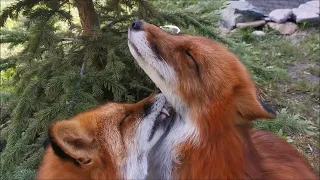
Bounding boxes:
128 19 182 113
128 20 276 120
130 19 143 31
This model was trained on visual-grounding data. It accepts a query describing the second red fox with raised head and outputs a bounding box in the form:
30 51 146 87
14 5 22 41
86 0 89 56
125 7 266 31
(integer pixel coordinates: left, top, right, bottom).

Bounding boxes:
128 20 317 179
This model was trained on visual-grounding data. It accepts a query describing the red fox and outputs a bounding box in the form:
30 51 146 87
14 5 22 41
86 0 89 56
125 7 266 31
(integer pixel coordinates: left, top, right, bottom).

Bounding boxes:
37 94 175 179
128 20 318 179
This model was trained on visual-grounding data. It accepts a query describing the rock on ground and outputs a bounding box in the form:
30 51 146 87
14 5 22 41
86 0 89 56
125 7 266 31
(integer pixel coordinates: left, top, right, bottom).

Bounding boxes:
269 9 293 23
293 1 320 23
236 20 266 29
252 30 265 36
220 1 265 29
298 4 320 15
305 0 320 9
268 22 298 35
293 8 320 23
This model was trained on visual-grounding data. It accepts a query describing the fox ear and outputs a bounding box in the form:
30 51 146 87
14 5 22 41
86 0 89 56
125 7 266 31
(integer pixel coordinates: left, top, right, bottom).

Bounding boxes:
49 120 95 165
234 87 276 120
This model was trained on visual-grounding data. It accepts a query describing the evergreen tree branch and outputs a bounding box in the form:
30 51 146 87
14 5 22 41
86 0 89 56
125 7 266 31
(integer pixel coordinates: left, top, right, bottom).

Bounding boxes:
60 37 83 42
0 0 41 27
0 0 69 27
0 58 16 71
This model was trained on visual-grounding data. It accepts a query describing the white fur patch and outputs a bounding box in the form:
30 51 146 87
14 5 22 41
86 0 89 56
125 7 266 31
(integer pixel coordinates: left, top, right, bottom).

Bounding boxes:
128 29 199 179
128 30 181 113
149 114 198 179
122 94 170 179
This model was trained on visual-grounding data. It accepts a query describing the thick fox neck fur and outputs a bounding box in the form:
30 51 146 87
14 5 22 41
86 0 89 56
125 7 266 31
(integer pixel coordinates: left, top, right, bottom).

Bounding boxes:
175 70 269 179
174 105 264 179
128 21 317 179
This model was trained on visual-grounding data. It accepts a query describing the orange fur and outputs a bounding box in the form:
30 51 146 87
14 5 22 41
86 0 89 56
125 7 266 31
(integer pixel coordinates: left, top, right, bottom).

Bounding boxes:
129 21 318 179
37 94 164 180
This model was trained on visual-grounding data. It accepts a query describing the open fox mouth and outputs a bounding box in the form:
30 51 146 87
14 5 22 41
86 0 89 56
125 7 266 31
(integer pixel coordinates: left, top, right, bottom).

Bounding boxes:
148 101 175 141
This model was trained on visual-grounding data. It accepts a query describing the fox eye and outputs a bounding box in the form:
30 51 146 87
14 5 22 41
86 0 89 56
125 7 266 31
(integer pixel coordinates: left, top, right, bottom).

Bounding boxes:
185 50 200 77
120 114 130 126
185 50 194 59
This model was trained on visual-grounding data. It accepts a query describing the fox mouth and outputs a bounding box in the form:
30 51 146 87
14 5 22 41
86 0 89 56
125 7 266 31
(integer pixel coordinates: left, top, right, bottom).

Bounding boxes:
148 100 175 142
128 32 166 81
128 40 142 57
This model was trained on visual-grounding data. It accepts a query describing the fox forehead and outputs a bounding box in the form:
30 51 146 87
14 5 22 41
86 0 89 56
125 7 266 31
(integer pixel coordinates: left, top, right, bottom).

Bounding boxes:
72 103 127 124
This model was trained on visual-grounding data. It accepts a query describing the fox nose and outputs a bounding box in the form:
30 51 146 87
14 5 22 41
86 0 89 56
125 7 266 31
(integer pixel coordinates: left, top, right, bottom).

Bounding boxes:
131 19 143 30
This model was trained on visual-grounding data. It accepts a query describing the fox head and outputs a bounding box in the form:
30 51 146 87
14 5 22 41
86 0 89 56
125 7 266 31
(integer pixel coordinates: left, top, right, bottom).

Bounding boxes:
128 20 276 124
37 94 174 180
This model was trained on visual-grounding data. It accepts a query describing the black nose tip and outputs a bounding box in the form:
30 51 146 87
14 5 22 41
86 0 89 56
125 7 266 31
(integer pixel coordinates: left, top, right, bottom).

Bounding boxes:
131 19 143 30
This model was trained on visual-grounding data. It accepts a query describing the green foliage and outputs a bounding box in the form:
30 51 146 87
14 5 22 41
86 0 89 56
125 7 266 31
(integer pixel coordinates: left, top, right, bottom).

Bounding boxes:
299 30 320 62
0 0 239 179
297 21 309 29
254 108 318 136
228 30 305 84
239 28 254 42
12 168 37 180
0 28 28 45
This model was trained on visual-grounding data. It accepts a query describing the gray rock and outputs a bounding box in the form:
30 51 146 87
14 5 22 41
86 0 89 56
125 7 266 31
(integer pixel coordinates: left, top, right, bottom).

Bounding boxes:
268 22 298 35
252 30 265 36
160 25 180 34
292 1 320 23
236 20 266 29
292 8 320 23
269 9 293 23
220 1 265 29
220 8 240 29
298 4 320 14
305 1 320 9
263 17 272 22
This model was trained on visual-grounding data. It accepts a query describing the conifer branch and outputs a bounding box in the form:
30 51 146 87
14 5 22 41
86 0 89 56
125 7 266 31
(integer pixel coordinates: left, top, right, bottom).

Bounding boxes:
60 37 83 42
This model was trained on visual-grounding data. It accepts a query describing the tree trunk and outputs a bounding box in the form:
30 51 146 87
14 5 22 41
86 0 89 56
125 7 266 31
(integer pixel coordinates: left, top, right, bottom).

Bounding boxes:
74 0 99 36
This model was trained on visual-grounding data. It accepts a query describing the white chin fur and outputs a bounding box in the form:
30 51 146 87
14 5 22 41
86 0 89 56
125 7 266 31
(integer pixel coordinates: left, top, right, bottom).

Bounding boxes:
128 29 183 113
128 29 199 179
122 94 168 179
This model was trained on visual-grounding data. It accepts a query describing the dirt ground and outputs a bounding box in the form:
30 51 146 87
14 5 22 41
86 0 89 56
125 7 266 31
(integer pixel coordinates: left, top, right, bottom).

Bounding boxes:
266 29 319 174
